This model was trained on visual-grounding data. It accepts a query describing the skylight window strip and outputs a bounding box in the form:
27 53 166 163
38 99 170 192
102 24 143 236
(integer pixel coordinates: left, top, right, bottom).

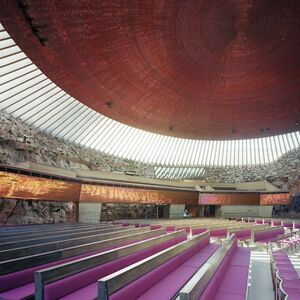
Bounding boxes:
78 114 107 146
0 51 26 67
39 97 75 130
87 117 115 149
91 119 117 150
16 86 60 117
61 107 93 139
0 49 22 60
1 78 50 106
99 121 125 153
0 61 33 78
0 38 15 48
48 102 84 135
1 66 39 86
288 133 297 149
24 92 69 124
0 44 20 59
292 132 300 147
104 123 130 154
127 129 148 161
112 127 135 158
158 136 173 166
1 72 43 95
71 112 100 144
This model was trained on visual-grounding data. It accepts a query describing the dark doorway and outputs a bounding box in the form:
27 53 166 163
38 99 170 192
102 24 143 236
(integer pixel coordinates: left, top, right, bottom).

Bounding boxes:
204 205 216 217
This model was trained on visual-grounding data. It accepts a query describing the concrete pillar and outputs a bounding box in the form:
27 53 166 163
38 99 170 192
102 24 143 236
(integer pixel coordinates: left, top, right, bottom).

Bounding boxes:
169 204 185 218
78 203 102 223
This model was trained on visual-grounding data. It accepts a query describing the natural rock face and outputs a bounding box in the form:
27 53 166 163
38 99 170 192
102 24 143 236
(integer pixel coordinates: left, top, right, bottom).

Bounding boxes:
100 203 156 221
0 199 77 225
0 110 155 177
204 149 300 194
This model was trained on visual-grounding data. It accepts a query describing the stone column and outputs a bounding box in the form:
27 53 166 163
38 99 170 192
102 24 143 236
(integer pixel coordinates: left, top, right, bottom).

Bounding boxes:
78 203 102 223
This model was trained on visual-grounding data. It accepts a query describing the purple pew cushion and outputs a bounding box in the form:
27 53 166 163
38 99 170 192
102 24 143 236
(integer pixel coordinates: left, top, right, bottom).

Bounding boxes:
218 265 249 296
137 266 196 300
44 236 186 300
0 283 34 300
110 255 182 300
137 243 219 300
191 228 207 235
210 229 227 237
199 277 218 300
59 282 97 300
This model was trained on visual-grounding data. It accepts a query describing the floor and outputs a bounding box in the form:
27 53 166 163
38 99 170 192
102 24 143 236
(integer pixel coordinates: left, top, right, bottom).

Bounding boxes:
290 251 300 277
247 251 274 300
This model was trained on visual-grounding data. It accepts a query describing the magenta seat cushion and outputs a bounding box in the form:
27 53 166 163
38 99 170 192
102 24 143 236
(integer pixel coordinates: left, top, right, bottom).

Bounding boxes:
137 266 196 300
199 277 218 300
192 228 206 235
110 256 181 300
0 283 34 300
44 259 121 300
218 266 248 296
182 244 219 268
59 282 97 300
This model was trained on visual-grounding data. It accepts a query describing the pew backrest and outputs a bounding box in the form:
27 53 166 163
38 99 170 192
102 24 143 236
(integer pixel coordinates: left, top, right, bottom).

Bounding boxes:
35 229 184 300
98 231 210 300
177 235 236 300
0 227 155 275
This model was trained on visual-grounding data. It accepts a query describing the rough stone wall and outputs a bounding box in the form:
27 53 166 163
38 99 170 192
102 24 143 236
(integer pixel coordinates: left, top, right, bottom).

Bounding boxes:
204 148 300 195
100 203 157 221
0 110 155 176
0 199 77 225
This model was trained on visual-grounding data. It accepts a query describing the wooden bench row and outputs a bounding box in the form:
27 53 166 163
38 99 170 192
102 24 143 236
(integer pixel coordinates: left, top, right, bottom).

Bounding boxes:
0 228 166 299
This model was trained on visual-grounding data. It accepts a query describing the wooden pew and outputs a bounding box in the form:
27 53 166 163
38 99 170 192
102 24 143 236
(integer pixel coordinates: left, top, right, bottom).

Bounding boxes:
34 230 186 300
0 225 127 253
0 223 114 241
177 234 250 300
0 227 155 274
251 226 285 243
97 231 219 300
0 228 165 299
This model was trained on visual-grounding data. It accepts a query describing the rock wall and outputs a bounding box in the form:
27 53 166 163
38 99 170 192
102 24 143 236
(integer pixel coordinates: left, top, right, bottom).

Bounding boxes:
204 148 300 195
0 110 154 176
0 199 77 225
100 203 157 221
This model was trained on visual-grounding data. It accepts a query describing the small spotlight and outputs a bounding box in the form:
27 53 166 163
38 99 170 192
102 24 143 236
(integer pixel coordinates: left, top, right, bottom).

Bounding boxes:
231 128 236 134
296 121 299 126
169 126 174 132
105 101 113 108
260 128 264 132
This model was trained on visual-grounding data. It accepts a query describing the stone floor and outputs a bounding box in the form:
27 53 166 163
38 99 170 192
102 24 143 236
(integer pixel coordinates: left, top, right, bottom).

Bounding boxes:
247 251 274 300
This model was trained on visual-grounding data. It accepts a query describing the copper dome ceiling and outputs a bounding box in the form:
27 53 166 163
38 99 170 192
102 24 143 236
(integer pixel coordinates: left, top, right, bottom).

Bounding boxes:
1 0 300 139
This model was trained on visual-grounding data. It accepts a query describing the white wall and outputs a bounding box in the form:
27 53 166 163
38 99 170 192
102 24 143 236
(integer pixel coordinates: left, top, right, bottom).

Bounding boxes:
219 205 273 218
78 203 102 223
169 204 185 218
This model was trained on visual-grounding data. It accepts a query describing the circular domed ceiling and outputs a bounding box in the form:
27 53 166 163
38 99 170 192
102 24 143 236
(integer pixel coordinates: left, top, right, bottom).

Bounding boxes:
1 0 300 139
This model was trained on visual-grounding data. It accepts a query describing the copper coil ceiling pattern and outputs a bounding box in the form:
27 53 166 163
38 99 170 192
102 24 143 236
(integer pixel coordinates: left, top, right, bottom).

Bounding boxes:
0 0 300 140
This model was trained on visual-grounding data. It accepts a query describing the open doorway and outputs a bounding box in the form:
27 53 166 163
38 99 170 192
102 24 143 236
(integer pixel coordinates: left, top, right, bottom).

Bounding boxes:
203 205 216 217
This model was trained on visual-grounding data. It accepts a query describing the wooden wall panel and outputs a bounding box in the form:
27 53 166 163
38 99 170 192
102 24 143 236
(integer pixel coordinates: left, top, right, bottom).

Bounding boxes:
0 171 81 202
80 184 198 205
199 193 260 205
